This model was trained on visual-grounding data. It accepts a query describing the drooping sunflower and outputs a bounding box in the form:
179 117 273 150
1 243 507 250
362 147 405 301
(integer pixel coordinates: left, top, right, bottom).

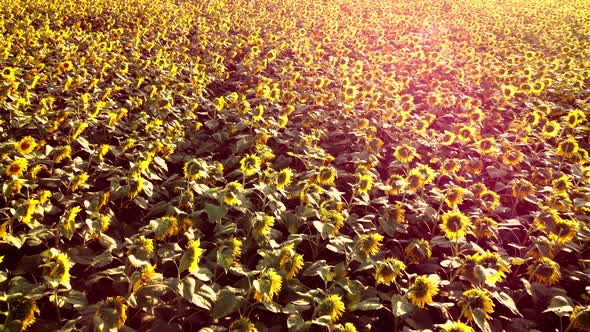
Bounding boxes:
440 130 456 146
358 233 384 257
252 215 275 237
552 174 573 194
180 239 203 274
570 305 590 331
386 174 407 195
229 317 258 332
440 159 461 176
94 296 128 331
8 299 40 331
184 159 208 181
472 217 498 240
317 294 346 322
253 269 282 303
556 137 579 158
445 186 467 208
300 182 323 204
317 166 337 186
320 208 345 236
405 168 425 192
394 144 417 163
375 257 406 285
224 181 244 206
547 218 578 244
528 257 560 285
476 251 511 284
47 252 73 284
275 168 292 189
459 288 495 324
405 239 432 263
407 275 439 308
16 136 37 155
439 321 474 332
546 192 572 212
512 179 536 200
479 190 500 211
534 208 561 231
280 252 304 280
441 211 472 240
5 158 28 177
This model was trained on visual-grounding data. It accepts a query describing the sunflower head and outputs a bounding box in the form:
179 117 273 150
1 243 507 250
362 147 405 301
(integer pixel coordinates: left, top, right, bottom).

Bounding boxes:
556 138 579 158
405 239 432 263
5 158 28 177
275 168 292 189
240 154 261 177
358 233 384 257
317 294 345 322
16 136 37 156
356 173 373 194
224 181 244 206
317 166 337 186
375 257 406 285
439 321 474 332
445 186 466 208
321 208 345 236
229 317 258 332
528 257 560 285
459 288 495 323
472 217 498 240
394 144 417 163
476 251 511 283
441 211 471 240
253 269 282 303
407 275 439 308
570 305 590 331
542 121 560 138
502 149 524 166
512 179 535 200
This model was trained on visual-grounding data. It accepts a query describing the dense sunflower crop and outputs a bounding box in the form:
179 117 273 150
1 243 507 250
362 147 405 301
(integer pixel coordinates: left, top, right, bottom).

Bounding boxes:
1 0 590 331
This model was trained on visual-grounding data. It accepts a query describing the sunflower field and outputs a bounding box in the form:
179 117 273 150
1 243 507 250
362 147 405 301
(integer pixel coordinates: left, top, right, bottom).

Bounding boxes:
1 0 590 331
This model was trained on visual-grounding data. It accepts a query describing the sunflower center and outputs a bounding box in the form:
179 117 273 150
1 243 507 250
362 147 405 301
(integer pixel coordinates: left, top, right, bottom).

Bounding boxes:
412 280 428 297
9 164 22 173
561 142 575 153
447 216 462 231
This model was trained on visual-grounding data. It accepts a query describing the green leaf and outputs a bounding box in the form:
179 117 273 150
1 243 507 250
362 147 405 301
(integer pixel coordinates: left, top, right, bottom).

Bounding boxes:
349 296 382 311
204 203 228 223
391 294 414 317
175 277 217 310
211 289 243 319
471 308 492 332
543 295 573 317
287 312 306 332
490 291 521 317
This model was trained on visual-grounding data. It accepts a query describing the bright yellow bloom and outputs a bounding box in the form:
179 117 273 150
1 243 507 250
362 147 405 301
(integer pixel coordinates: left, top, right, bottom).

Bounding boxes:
180 239 203 273
542 121 560 138
439 321 474 332
240 154 261 176
441 211 471 240
459 289 495 324
356 173 373 194
252 215 275 237
476 251 511 284
48 253 73 284
229 317 258 332
72 172 89 191
317 166 337 186
405 239 432 263
512 179 535 200
445 186 466 208
407 275 439 308
5 158 28 177
394 144 417 163
317 294 345 322
17 136 37 155
22 199 39 224
556 137 579 158
358 233 384 257
253 269 282 303
570 305 590 331
275 168 292 189
224 181 243 206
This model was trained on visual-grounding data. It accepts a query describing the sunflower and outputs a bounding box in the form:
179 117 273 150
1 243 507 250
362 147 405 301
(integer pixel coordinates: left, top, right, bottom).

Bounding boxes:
480 190 500 211
356 173 373 194
476 251 511 284
470 182 488 198
275 168 292 189
547 218 578 244
224 181 244 206
394 144 417 163
457 126 475 143
501 84 518 99
94 296 128 330
440 130 456 146
476 138 497 155
240 154 261 176
386 174 407 195
564 109 586 128
459 289 495 324
180 239 203 274
321 208 345 236
542 121 560 138
405 168 425 192
317 166 337 186
405 239 432 263
16 136 37 155
5 158 28 177
254 269 282 303
252 105 264 121
441 211 472 240
383 203 405 224
528 257 560 285
128 176 143 200
407 275 439 308
570 305 590 331
317 294 345 322
415 164 436 184
375 257 406 285
546 192 572 212
358 233 384 257
556 138 579 158
439 321 474 332
512 179 535 200
132 264 162 293
184 159 208 181
280 253 304 280
229 317 258 332
440 159 461 176
47 252 73 284
8 299 40 331
472 217 498 240
552 174 573 194
502 149 523 166
1 66 16 81
300 182 323 204
252 215 275 237
58 60 74 72
445 186 467 208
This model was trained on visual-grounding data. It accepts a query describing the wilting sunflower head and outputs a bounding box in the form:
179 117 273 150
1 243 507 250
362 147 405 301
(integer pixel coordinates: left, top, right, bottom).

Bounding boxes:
439 320 474 332
459 288 495 323
299 182 323 204
240 154 261 177
317 166 337 186
445 186 467 208
570 305 590 331
477 137 497 155
407 275 439 308
254 269 282 303
528 257 560 286
441 211 471 240
405 238 432 263
547 218 578 244
224 181 244 206
94 296 128 330
476 251 511 283
229 317 258 332
502 149 524 166
472 217 498 240
394 144 417 163
440 158 461 175
375 257 406 285
480 189 500 211
321 208 345 236
512 179 535 200
317 294 346 322
533 208 561 231
358 233 384 257
275 168 292 189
